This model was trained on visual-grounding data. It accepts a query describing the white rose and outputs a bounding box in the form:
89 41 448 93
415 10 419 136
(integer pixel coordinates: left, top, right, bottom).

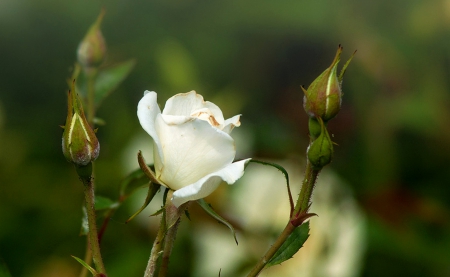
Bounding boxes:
137 90 250 207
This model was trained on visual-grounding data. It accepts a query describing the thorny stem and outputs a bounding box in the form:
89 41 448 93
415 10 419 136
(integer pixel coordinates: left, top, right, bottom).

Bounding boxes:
158 192 191 277
82 175 107 275
144 211 166 277
246 159 321 277
294 160 320 215
246 222 296 277
158 214 181 277
143 191 191 277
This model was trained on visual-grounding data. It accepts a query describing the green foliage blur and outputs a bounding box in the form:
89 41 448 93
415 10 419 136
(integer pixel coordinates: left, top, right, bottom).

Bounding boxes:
1 0 449 276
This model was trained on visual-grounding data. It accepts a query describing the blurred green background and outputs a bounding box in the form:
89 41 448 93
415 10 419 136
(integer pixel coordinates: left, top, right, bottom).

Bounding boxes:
1 0 450 276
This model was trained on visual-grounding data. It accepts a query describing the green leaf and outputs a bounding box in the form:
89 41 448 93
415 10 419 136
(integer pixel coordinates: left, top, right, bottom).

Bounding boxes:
95 195 117 211
94 59 135 108
126 182 161 223
249 160 294 212
0 258 12 277
197 199 238 245
71 255 98 276
266 222 310 267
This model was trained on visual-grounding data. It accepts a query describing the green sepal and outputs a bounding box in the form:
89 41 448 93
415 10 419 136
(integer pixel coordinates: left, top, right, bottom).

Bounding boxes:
184 209 191 221
118 164 155 201
126 182 161 223
162 187 169 206
150 206 165 217
71 255 99 277
148 188 168 217
266 222 310 267
137 151 160 185
197 199 238 245
338 49 356 84
249 160 294 212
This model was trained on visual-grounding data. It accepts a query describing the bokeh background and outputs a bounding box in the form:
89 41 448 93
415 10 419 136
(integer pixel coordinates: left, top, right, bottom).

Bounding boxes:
1 0 450 276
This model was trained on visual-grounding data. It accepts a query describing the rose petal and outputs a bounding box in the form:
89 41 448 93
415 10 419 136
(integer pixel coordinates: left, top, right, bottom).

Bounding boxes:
172 158 251 207
137 91 164 167
155 115 236 189
222 115 241 134
160 114 192 125
163 91 225 125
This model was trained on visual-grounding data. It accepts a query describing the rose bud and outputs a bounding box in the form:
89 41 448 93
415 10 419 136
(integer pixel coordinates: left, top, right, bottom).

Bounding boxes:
303 45 355 122
62 81 100 167
307 117 334 169
77 9 106 69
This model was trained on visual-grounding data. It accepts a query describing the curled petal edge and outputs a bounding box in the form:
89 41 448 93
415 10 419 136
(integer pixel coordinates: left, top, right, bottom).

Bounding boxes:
222 114 241 134
171 158 251 207
137 91 163 163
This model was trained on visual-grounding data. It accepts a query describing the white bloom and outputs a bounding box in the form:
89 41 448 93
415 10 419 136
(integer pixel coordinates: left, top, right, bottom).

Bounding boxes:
137 90 250 207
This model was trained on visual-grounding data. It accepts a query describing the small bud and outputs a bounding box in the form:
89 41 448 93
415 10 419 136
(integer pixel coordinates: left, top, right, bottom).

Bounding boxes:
77 9 106 69
307 117 333 169
303 45 355 122
308 117 322 140
62 81 100 167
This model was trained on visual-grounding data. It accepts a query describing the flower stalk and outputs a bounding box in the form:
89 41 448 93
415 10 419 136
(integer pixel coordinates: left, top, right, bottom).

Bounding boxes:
144 190 192 277
80 170 107 276
246 45 354 276
245 162 320 277
144 210 166 277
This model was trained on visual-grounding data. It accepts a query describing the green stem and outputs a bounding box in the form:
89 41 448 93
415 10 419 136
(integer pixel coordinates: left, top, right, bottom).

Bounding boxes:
158 191 191 277
294 160 320 214
82 175 107 275
246 158 321 277
157 215 181 277
246 222 296 277
144 212 166 277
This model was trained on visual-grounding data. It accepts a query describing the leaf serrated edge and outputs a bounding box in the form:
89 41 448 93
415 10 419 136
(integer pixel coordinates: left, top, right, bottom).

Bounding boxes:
266 222 310 267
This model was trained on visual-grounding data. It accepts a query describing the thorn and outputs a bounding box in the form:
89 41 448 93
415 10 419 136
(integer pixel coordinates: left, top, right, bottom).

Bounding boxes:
290 212 318 227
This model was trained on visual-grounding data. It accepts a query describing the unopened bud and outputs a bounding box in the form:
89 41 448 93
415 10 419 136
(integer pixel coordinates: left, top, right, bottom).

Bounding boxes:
308 117 322 140
303 45 355 122
77 9 106 69
307 117 333 169
62 81 100 167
